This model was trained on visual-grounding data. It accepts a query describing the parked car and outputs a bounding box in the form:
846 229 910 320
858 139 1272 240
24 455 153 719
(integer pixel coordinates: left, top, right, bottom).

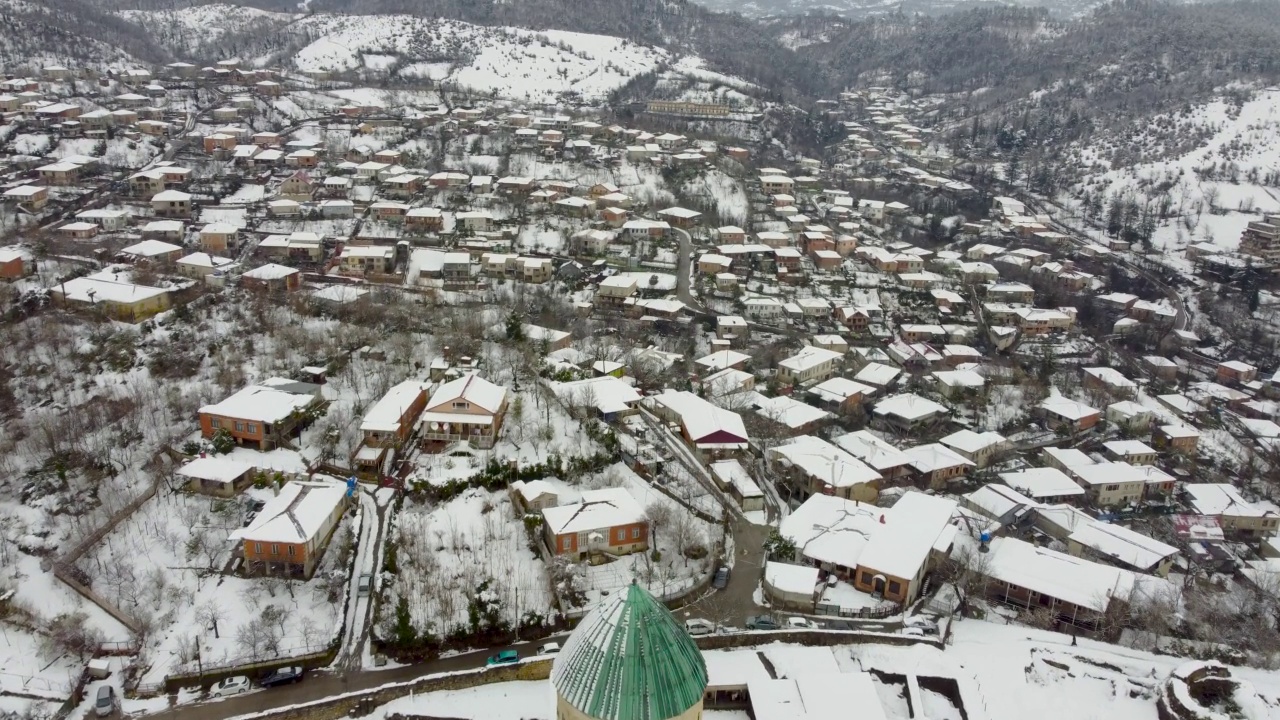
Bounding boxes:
746 615 779 631
684 618 716 636
211 675 251 697
358 573 372 596
825 619 855 631
786 617 821 630
260 666 304 688
486 650 519 667
901 627 927 637
904 617 939 636
712 566 729 589
93 685 116 717
536 642 561 656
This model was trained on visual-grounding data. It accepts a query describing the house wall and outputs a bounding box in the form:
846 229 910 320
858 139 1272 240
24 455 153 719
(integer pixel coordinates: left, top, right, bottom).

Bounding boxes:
0 257 25 279
201 412 269 448
1087 481 1144 508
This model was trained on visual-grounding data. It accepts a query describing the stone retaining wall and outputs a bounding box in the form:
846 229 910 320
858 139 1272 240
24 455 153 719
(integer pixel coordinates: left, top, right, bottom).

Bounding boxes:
232 659 552 720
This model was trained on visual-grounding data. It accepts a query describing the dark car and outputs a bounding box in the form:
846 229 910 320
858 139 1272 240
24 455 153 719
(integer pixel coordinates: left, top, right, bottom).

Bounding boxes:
260 666 304 688
712 566 729 589
746 615 779 630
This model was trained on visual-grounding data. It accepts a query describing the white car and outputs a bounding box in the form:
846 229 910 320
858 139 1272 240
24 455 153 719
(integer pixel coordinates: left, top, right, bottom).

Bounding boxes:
211 675 251 697
786 617 821 630
536 642 561 656
684 618 716 636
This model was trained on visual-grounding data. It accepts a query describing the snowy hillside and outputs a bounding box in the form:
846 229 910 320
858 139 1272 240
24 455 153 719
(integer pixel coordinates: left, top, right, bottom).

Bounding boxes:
116 4 299 58
1065 87 1280 252
0 0 147 71
277 15 669 105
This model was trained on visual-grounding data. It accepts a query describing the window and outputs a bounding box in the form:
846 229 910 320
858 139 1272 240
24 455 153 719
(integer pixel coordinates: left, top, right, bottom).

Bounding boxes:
234 421 244 432
270 544 279 555
1105 484 1119 491
452 401 469 410
562 537 571 550
211 418 221 429
246 424 257 434
632 528 640 539
888 580 902 596
616 529 625 541
859 570 873 586
254 543 262 554
287 546 295 556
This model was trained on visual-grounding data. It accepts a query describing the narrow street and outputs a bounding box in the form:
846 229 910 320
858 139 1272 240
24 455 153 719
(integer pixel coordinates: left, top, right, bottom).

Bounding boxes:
133 634 569 720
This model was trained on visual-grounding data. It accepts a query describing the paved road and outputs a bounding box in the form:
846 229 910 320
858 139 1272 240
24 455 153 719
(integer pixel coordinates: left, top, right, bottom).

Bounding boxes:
673 227 707 313
134 636 568 720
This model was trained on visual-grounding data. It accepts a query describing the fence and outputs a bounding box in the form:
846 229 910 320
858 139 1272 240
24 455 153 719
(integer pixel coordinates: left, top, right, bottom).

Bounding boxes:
51 476 161 636
160 644 336 694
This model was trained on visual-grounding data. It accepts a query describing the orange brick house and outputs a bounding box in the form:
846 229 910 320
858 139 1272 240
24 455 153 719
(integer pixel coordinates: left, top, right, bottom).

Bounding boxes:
0 247 31 279
354 380 429 469
198 378 323 450
230 481 349 578
541 487 649 561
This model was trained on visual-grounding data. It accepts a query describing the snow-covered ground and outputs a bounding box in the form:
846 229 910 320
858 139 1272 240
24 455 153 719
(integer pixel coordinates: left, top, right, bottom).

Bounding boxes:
1066 87 1280 252
389 488 554 636
76 486 350 684
359 618 1280 720
284 16 670 104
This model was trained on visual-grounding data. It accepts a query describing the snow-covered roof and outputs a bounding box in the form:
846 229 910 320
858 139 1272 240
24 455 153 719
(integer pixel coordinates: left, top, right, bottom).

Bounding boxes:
778 346 843 374
1185 483 1276 518
541 487 645 535
649 390 748 446
999 467 1086 500
709 460 763 499
857 491 958 580
1042 446 1096 469
872 393 947 421
1071 462 1148 488
982 536 1139 613
769 435 881 488
151 189 190 202
242 263 299 280
695 349 751 372
229 481 347 545
809 377 874 403
966 484 1043 521
1040 394 1099 420
177 252 233 269
939 429 1005 454
854 362 901 387
554 376 643 415
1068 521 1178 571
833 430 912 471
1084 367 1136 388
426 374 507 414
54 275 168 304
754 396 832 429
764 561 819 596
933 369 985 388
199 381 317 423
1103 440 1157 457
120 239 182 257
175 457 254 484
360 380 429 433
902 443 974 473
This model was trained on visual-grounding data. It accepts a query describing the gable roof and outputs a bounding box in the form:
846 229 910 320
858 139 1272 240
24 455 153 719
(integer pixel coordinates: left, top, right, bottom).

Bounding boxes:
425 374 507 414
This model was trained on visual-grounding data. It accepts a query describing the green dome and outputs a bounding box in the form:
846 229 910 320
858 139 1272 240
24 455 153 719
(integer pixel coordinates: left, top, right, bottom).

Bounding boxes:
552 582 708 720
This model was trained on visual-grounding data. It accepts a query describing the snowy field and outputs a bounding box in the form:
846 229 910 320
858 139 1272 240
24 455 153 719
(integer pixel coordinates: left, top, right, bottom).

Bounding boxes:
390 488 554 637
283 15 669 104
